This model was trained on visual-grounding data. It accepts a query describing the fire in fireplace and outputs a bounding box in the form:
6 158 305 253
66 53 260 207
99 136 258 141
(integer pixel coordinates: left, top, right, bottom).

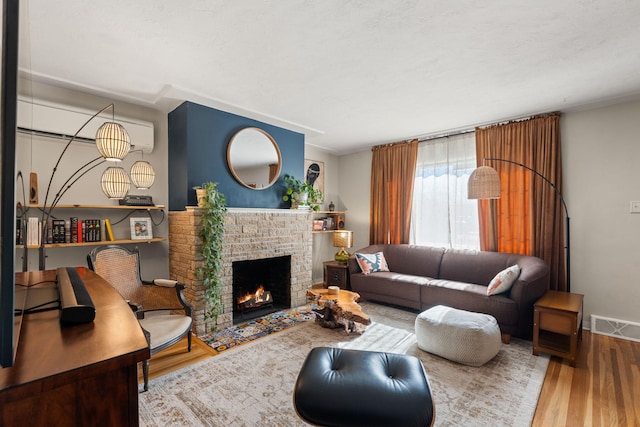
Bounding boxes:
232 255 291 323
237 284 273 312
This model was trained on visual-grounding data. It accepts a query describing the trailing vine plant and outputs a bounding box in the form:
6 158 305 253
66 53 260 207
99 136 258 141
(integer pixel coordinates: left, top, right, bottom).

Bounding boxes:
196 182 227 331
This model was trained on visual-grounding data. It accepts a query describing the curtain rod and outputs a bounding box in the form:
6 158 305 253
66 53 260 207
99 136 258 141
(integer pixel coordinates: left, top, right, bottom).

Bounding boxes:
373 111 561 150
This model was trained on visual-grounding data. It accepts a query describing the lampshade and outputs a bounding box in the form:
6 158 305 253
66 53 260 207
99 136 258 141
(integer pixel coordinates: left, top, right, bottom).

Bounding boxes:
468 166 501 199
101 166 131 199
95 122 131 161
333 230 353 248
130 160 155 189
333 230 353 263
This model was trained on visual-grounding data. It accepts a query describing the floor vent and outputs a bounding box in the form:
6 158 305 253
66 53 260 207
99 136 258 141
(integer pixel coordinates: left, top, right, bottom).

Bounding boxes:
591 315 640 343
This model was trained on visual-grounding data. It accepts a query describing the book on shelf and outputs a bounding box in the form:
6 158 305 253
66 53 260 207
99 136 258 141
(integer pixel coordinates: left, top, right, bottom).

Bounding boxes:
27 217 40 246
52 219 66 243
70 217 78 243
83 219 102 243
16 218 23 245
104 218 115 241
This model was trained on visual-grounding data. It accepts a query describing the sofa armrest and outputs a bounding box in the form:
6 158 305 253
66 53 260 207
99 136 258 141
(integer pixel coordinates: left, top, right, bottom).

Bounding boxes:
348 256 360 275
508 257 550 338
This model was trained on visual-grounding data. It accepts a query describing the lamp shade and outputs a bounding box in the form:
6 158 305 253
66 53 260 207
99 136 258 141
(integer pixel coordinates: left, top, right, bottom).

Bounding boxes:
101 166 131 199
468 166 501 199
130 160 155 189
333 230 353 248
95 122 131 161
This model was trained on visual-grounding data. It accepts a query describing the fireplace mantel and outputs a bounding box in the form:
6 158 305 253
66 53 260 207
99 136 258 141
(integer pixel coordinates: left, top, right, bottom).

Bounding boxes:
169 208 313 334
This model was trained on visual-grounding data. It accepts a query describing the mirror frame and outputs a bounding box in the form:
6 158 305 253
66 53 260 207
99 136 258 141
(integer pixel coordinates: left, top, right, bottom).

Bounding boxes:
227 127 282 190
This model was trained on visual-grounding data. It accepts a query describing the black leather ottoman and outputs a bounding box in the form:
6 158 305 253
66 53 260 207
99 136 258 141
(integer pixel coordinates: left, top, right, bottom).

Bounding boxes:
293 347 435 427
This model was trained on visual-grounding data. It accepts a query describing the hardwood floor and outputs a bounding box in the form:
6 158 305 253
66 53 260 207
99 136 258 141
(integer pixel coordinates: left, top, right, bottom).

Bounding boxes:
138 336 218 384
532 330 640 427
143 331 640 426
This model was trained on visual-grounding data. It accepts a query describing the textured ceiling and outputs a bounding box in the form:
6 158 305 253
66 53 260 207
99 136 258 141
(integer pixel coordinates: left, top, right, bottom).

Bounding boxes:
18 0 640 154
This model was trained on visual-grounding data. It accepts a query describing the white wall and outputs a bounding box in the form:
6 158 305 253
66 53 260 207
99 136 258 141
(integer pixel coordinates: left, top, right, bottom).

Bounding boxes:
563 99 640 327
304 145 342 283
338 149 372 253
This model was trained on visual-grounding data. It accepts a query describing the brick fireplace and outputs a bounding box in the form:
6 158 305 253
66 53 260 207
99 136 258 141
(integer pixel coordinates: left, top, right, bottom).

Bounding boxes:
169 208 313 335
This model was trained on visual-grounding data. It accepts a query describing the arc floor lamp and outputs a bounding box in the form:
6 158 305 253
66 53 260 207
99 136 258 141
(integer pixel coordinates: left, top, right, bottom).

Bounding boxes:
467 158 570 292
36 104 155 270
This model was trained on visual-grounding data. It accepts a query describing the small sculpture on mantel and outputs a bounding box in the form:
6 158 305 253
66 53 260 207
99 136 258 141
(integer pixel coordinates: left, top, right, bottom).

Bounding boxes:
328 201 335 212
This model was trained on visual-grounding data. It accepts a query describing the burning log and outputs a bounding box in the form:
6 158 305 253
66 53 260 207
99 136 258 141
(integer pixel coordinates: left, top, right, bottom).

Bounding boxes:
237 285 273 312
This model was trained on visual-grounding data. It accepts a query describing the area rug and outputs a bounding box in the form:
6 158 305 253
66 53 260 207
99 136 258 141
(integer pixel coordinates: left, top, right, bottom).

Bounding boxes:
200 306 315 353
139 302 549 427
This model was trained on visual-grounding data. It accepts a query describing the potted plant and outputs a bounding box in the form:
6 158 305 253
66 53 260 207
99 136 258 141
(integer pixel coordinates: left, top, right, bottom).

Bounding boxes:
193 185 207 207
282 175 323 211
196 182 227 331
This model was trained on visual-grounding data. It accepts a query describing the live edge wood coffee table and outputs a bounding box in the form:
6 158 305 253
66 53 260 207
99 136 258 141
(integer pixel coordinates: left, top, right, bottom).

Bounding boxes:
533 290 584 366
307 289 371 333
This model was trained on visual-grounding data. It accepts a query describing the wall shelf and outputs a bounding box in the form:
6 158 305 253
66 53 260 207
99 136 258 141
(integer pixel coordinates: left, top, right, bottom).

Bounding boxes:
20 237 165 249
25 204 165 210
312 211 347 233
17 204 166 258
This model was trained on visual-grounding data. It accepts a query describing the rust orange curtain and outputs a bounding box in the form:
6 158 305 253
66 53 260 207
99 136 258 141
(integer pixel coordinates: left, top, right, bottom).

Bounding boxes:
370 140 419 245
475 113 566 291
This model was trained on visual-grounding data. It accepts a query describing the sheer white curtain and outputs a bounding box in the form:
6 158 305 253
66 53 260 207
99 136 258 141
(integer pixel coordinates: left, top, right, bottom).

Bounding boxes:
410 132 479 249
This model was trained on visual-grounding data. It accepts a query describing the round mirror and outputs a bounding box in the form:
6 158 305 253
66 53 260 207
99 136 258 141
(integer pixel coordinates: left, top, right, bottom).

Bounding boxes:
227 127 282 190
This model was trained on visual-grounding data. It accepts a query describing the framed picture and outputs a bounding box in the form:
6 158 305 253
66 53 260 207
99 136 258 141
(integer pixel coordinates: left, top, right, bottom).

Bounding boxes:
304 159 324 201
130 217 153 240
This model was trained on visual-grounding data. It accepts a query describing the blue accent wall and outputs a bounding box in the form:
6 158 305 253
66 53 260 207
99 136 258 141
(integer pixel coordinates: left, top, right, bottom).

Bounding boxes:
168 102 305 210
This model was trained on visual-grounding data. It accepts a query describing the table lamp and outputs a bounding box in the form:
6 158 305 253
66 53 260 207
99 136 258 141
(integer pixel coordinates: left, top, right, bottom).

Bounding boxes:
333 230 353 263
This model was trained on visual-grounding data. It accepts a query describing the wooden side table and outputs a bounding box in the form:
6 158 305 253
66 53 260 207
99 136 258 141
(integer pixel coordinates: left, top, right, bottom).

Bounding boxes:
323 260 350 290
533 290 584 366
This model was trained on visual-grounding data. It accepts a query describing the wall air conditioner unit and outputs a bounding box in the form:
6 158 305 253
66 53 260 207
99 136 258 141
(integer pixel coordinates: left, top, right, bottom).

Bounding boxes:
16 98 154 153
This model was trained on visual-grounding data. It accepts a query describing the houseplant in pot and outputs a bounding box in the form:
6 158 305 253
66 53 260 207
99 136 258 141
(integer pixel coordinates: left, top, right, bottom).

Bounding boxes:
196 182 227 331
282 175 323 211
193 185 207 207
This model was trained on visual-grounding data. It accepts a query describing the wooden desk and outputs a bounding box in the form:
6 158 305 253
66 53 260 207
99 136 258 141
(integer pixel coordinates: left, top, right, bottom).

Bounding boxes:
533 290 584 366
0 268 149 426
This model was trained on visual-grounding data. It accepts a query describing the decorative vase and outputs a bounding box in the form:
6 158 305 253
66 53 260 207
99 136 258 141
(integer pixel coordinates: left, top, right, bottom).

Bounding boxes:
196 188 207 207
293 191 309 209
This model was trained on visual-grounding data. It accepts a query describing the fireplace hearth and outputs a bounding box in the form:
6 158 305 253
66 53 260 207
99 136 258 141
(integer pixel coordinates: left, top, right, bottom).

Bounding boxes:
232 255 291 323
169 208 313 334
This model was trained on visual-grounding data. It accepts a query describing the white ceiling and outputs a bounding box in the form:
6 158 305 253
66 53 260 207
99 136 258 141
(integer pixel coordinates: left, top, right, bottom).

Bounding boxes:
18 0 640 155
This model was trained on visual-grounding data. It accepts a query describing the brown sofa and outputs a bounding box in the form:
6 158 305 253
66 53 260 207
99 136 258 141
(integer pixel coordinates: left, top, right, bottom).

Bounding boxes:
348 244 550 340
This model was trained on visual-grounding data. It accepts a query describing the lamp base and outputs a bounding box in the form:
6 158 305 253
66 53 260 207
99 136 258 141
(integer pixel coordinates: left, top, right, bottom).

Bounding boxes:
334 248 350 264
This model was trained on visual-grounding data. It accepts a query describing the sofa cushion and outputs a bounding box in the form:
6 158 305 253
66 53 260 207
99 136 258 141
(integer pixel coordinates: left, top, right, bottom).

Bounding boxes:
348 244 445 278
420 281 519 327
487 264 521 295
355 251 390 274
350 272 425 310
439 249 516 285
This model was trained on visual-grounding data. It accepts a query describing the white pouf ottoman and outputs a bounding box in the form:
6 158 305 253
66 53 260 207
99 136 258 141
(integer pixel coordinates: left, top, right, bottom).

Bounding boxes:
415 305 502 366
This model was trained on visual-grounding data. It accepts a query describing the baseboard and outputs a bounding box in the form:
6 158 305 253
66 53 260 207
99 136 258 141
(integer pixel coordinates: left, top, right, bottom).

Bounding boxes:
591 314 640 342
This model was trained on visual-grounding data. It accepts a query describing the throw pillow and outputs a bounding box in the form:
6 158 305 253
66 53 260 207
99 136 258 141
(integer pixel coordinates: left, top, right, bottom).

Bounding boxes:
487 264 521 295
355 252 390 275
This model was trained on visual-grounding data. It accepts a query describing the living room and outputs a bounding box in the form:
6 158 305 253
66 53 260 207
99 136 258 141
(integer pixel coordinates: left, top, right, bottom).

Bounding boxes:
3 1 640 426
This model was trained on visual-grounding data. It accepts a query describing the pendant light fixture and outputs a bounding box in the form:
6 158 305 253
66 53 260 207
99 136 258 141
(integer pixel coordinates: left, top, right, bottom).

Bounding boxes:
130 160 155 189
101 166 131 199
95 122 131 161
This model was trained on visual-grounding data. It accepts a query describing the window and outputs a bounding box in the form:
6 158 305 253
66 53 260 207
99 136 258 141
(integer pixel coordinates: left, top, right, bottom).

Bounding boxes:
410 132 479 249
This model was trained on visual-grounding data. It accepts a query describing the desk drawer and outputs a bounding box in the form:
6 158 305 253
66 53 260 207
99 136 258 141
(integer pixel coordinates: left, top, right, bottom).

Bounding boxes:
538 310 576 334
